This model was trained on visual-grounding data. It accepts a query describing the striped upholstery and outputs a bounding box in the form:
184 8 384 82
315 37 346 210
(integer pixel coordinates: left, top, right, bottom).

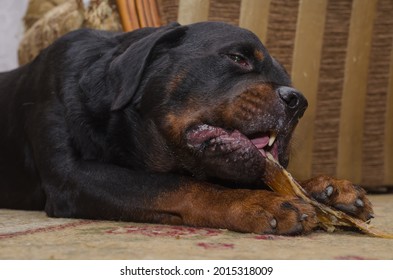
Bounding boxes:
156 0 393 187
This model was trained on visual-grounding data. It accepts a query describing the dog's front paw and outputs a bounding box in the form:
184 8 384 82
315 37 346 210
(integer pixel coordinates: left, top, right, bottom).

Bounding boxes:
227 191 318 235
301 175 374 222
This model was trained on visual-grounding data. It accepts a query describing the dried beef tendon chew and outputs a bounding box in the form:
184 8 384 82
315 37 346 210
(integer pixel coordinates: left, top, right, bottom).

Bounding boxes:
264 153 393 238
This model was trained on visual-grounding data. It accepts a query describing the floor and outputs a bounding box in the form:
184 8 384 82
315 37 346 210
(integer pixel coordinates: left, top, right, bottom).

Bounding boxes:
1 194 393 259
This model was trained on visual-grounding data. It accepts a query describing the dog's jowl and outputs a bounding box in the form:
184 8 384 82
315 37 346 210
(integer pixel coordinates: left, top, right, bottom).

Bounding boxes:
0 22 373 235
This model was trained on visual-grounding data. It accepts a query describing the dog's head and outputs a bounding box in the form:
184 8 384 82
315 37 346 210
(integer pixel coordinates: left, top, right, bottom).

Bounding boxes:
110 22 307 184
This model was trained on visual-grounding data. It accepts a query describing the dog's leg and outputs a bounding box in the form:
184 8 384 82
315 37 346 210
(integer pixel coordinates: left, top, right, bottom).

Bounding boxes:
300 176 374 221
40 160 317 235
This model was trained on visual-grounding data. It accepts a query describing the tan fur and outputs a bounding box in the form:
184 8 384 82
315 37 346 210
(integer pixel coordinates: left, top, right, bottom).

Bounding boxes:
153 181 318 234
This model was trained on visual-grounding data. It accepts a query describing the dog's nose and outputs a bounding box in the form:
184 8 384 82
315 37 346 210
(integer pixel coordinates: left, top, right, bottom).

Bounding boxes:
277 86 308 112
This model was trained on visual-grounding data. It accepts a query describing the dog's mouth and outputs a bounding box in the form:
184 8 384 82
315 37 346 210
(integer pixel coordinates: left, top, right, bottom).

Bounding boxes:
186 124 280 162
248 131 279 160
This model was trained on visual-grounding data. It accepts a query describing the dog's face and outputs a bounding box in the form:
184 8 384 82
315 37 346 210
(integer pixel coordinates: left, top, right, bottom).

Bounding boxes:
119 22 307 183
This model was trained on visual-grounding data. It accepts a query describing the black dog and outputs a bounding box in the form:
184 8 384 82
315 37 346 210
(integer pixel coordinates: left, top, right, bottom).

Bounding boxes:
0 22 372 235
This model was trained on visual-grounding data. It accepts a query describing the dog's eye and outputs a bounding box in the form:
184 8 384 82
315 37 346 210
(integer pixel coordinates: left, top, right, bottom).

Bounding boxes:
227 54 249 68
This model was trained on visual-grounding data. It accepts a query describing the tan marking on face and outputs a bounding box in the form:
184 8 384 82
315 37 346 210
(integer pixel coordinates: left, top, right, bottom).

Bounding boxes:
220 84 275 125
254 49 264 61
164 108 202 143
166 70 188 93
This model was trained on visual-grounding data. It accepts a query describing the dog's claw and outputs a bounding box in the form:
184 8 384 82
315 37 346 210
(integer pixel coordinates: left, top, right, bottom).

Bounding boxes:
325 185 334 197
270 218 277 229
300 213 308 221
355 198 364 208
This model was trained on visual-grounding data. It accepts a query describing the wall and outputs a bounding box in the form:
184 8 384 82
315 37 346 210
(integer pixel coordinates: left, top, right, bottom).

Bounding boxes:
0 0 29 72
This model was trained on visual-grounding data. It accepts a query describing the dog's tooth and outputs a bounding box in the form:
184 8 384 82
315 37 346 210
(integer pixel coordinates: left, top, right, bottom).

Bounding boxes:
268 132 277 147
266 152 275 161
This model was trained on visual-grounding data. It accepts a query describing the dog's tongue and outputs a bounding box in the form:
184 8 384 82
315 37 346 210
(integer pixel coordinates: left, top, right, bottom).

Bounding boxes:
250 136 270 149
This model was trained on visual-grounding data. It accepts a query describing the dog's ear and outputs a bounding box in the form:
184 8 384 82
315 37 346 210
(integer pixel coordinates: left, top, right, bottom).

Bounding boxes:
109 24 188 111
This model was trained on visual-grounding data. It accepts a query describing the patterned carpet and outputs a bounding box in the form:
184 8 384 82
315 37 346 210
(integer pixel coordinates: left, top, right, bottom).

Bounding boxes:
1 194 393 259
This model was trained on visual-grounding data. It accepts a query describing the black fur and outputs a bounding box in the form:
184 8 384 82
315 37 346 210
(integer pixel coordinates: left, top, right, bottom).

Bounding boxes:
0 22 305 223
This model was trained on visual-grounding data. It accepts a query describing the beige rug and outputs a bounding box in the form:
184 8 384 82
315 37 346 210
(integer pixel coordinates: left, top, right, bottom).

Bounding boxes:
1 194 393 259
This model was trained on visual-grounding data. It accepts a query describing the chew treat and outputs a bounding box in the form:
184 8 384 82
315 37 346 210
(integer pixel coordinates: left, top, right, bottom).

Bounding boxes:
264 153 393 238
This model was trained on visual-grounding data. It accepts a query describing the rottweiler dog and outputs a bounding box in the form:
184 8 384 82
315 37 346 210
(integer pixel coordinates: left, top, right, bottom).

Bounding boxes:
0 22 373 235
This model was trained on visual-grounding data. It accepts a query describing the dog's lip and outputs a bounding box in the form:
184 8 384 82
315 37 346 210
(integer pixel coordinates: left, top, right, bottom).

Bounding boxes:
185 124 231 148
185 124 279 160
